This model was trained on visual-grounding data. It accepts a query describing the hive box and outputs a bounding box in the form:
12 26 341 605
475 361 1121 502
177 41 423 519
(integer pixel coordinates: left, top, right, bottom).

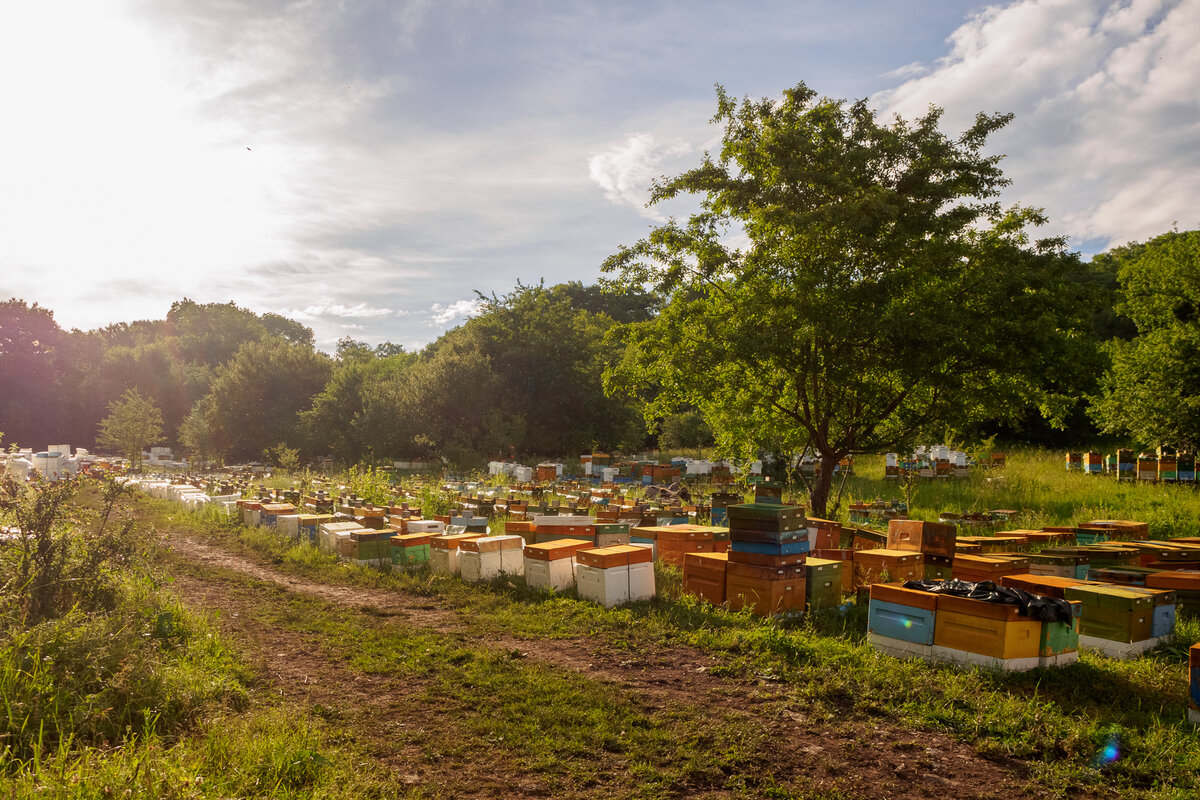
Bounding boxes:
1065 584 1164 657
852 549 923 587
805 557 844 610
725 572 805 617
458 535 525 581
887 519 956 559
682 551 728 605
524 538 593 592
951 554 1030 583
868 583 938 659
390 532 433 565
637 525 717 567
923 555 953 581
576 545 655 606
429 533 484 575
1038 600 1082 668
932 593 1042 671
319 521 366 553
1190 643 1200 725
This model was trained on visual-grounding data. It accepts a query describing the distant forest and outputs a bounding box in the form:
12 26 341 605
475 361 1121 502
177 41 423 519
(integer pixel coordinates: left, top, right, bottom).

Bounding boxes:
0 283 661 466
2 230 1196 469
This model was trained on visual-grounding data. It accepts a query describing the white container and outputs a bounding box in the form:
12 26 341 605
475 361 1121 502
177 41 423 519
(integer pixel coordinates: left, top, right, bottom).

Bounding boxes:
524 557 576 591
277 515 301 539
406 520 446 534
885 453 898 468
319 521 364 552
459 550 484 582
601 467 619 482
5 456 33 481
930 645 1039 672
576 564 629 607
532 515 594 527
430 547 460 575
628 560 656 601
514 466 533 482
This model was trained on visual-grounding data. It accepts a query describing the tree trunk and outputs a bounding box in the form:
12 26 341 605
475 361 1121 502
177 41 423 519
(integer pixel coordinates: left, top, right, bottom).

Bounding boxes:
809 452 839 518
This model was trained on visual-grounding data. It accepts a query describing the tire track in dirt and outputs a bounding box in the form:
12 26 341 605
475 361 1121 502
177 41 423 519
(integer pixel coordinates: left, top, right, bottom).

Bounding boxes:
164 534 1081 800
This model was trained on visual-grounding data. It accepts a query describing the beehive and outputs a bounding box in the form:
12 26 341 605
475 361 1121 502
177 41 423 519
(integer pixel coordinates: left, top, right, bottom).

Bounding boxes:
682 551 728 605
853 549 923 586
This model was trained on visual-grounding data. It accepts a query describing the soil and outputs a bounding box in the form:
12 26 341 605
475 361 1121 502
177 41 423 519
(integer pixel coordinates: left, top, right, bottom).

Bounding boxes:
164 534 1093 800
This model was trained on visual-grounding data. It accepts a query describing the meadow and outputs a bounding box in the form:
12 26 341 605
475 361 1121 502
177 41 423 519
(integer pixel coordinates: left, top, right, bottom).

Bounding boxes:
2 448 1200 799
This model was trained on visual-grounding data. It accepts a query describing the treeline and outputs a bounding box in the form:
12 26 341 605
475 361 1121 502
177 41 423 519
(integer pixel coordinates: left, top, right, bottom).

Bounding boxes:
2 231 1197 467
0 283 662 466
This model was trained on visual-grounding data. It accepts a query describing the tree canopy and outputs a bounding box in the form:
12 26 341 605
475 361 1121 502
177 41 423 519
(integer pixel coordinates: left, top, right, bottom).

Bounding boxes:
1091 230 1200 447
603 83 1094 515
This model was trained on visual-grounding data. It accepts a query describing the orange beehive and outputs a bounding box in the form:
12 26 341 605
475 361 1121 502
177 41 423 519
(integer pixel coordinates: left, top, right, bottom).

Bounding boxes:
726 574 806 616
576 545 653 569
682 551 728 604
853 549 923 586
886 519 956 558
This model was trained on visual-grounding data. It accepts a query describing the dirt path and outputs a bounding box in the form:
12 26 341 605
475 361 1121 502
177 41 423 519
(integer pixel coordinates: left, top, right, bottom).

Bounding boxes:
165 534 1073 800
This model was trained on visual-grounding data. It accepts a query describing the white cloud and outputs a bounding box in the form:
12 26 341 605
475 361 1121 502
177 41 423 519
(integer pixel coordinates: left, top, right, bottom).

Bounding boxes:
281 303 395 321
874 0 1200 251
430 299 485 325
588 133 694 219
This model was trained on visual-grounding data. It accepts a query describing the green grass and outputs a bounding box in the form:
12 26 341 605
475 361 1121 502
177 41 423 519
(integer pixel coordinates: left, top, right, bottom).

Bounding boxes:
40 449 1200 798
143 476 1200 799
839 449 1200 538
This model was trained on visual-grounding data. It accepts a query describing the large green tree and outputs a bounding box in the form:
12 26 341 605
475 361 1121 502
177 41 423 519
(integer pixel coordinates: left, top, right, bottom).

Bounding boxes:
181 338 333 462
1091 230 1200 447
96 388 164 469
603 83 1094 515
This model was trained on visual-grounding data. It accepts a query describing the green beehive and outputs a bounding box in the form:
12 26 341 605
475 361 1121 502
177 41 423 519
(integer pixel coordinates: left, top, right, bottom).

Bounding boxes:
1064 584 1154 612
392 544 431 565
805 558 843 610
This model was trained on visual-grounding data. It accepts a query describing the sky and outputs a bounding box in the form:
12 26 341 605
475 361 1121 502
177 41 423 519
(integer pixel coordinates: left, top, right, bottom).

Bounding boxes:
2 0 1197 352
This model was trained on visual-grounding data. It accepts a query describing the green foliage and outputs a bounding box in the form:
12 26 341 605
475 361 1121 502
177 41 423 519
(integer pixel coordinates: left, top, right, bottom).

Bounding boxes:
603 82 1097 515
0 299 64 449
96 388 165 468
265 442 301 472
343 464 394 505
186 338 334 462
658 409 715 452
1091 230 1200 447
0 476 247 768
0 476 140 624
330 282 645 466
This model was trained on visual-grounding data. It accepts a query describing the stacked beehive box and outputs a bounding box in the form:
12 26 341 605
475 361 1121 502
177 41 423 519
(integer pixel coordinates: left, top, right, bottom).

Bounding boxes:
429 532 483 575
887 519 955 581
682 551 729 604
867 583 938 659
576 545 655 607
724 503 808 616
870 580 1082 670
524 538 593 591
853 548 923 587
390 531 434 565
459 535 524 581
952 554 1029 583
804 557 844 610
633 525 715 566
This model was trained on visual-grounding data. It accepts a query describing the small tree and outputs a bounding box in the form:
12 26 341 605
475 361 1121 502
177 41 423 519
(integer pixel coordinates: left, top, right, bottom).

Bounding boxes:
97 388 164 470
